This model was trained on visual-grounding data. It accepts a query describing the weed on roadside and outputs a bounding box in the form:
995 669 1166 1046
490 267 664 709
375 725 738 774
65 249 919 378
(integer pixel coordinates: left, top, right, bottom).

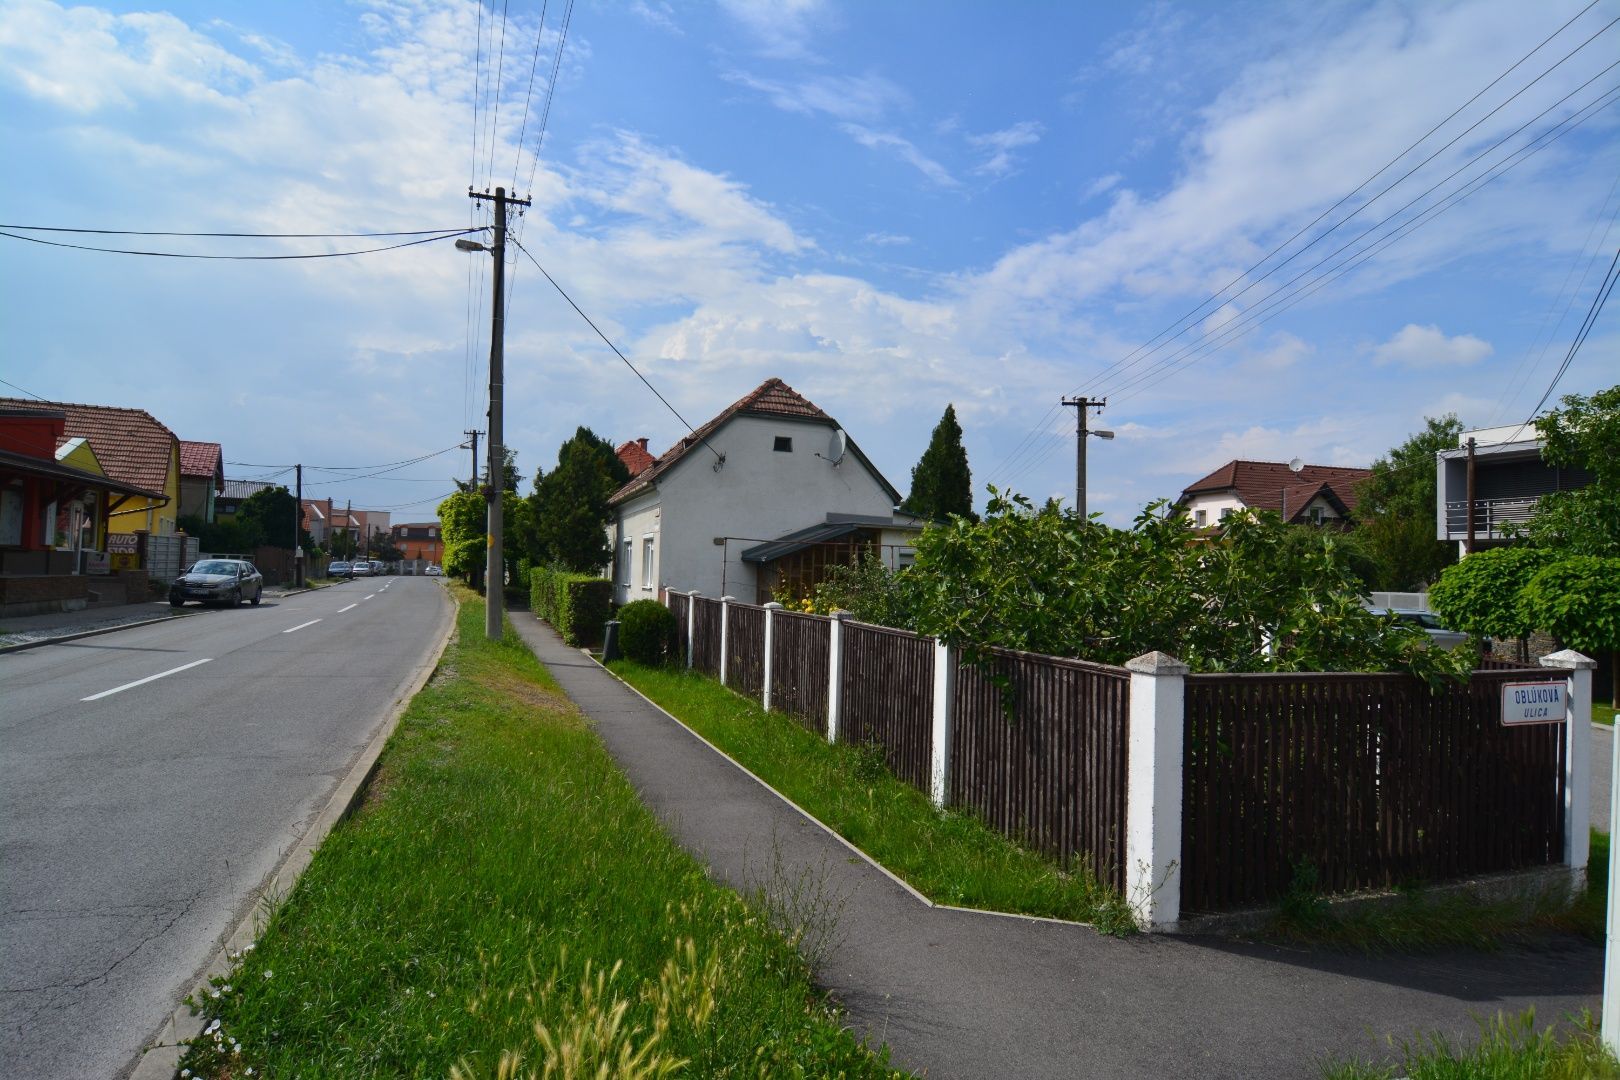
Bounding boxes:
1320 1008 1620 1079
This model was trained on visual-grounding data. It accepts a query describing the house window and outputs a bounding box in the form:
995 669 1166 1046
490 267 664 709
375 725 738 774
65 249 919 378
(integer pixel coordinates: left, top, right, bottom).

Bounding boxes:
642 536 655 589
774 436 793 452
1194 509 1207 527
622 537 633 587
1310 506 1326 525
1219 507 1233 521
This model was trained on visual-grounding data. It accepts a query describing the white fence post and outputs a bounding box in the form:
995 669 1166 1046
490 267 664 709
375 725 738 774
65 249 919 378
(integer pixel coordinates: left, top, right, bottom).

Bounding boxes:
827 610 850 744
686 591 698 670
930 639 955 809
1541 650 1595 881
719 595 734 686
762 602 783 711
1125 651 1187 932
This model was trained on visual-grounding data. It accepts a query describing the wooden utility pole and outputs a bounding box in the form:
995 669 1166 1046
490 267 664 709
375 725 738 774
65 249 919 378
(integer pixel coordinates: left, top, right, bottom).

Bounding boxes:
294 463 304 587
1465 436 1477 555
464 428 483 592
468 186 530 641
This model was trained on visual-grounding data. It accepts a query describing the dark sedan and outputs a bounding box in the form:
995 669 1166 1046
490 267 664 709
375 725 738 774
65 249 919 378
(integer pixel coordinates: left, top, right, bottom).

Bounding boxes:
169 559 264 607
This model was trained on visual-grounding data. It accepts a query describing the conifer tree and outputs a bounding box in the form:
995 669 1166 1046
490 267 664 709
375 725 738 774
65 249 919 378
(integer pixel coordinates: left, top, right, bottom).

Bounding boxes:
902 404 976 522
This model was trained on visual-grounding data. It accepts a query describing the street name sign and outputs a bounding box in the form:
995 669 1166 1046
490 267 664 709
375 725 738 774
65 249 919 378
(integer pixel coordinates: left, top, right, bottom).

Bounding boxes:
1500 680 1567 725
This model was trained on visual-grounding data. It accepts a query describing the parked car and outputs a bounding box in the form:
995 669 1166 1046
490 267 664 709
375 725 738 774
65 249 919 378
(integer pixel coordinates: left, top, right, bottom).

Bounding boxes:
328 560 353 579
424 565 443 577
1377 607 1468 650
370 560 385 576
351 562 373 577
170 559 263 607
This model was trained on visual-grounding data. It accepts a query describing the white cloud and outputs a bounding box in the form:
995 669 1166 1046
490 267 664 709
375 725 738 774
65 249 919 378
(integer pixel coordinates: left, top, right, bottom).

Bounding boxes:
723 69 907 124
840 124 956 187
864 232 911 247
1083 173 1122 200
1371 323 1493 367
629 1 682 35
717 0 827 60
967 120 1042 177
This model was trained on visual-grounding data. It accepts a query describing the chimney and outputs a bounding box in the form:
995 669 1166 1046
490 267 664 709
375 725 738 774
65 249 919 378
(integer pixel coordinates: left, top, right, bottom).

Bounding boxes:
637 437 649 451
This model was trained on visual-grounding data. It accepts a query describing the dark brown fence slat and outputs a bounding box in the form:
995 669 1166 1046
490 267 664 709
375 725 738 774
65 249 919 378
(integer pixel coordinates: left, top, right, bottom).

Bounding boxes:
690 596 723 677
1180 669 1568 914
667 592 690 665
839 622 933 789
950 647 1131 890
770 611 830 734
727 603 766 698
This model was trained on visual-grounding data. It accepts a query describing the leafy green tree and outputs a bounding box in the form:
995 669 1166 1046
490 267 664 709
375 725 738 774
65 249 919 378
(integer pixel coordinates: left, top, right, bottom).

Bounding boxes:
1519 556 1620 703
901 490 1464 678
1353 415 1462 589
808 552 918 629
1428 546 1553 660
437 490 486 581
902 404 976 522
531 427 631 573
238 486 311 551
1518 385 1620 557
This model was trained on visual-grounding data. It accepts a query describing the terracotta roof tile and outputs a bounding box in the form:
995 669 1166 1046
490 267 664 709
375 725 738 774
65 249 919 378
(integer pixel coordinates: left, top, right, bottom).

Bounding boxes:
179 440 224 488
1180 459 1372 521
0 396 177 495
615 437 658 477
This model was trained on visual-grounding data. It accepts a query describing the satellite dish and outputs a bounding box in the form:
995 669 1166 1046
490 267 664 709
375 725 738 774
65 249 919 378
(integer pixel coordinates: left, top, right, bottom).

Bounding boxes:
827 428 847 466
1288 457 1304 474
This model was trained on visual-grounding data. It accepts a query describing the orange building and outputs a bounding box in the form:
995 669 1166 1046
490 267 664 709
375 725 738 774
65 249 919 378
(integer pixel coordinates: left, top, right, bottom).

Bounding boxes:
392 521 442 568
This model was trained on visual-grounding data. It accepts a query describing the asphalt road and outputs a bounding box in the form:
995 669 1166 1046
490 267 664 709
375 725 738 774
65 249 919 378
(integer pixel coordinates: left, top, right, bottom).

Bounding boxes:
0 577 451 1080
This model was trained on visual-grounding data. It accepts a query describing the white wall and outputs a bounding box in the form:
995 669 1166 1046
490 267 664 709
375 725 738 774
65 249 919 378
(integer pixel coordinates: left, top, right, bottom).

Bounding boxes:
614 490 661 606
1182 491 1245 526
635 414 898 599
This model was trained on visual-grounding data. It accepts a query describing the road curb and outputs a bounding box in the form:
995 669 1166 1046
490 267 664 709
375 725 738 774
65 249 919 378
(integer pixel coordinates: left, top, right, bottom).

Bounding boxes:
0 611 198 655
128 584 458 1079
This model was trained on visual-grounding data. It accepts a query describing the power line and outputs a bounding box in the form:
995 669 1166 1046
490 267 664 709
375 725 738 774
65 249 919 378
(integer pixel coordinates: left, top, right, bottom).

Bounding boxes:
525 0 575 201
509 0 552 193
0 228 485 260
228 443 466 472
510 236 722 462
484 0 512 189
1520 244 1619 423
985 3 1615 489
0 225 474 238
0 377 46 400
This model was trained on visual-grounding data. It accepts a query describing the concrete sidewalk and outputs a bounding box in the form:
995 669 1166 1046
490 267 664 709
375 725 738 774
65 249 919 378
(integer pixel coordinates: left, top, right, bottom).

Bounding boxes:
510 614 1601 1080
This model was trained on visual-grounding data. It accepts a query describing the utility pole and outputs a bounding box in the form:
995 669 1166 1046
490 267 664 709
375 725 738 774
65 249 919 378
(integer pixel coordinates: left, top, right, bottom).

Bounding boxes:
1465 436 1477 555
1061 396 1110 520
294 463 304 587
466 185 531 641
464 429 483 593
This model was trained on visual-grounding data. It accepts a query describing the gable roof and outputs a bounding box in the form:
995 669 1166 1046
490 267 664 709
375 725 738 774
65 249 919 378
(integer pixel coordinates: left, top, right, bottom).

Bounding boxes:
610 377 900 505
179 440 224 489
614 437 658 478
1180 459 1372 521
222 479 275 500
0 396 177 496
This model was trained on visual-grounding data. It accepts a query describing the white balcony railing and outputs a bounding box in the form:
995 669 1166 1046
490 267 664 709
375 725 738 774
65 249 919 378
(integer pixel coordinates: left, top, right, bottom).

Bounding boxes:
1444 495 1541 539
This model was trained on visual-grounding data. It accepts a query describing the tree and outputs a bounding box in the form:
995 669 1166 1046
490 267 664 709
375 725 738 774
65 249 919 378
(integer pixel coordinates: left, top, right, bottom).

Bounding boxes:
367 531 403 562
437 491 486 582
1353 415 1463 589
1518 385 1620 557
902 404 976 522
531 427 630 573
1519 556 1620 702
1428 546 1553 659
238 486 310 552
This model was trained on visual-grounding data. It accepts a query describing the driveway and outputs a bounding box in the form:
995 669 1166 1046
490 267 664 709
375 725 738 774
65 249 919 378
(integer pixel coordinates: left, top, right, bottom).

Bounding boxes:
0 577 451 1080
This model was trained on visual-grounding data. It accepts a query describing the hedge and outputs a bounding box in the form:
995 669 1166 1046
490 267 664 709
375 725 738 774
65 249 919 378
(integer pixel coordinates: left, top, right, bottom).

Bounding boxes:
531 566 614 647
618 598 678 666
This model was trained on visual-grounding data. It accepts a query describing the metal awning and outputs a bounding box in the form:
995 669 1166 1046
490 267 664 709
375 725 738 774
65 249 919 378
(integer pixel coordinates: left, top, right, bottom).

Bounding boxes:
740 521 866 563
0 448 166 500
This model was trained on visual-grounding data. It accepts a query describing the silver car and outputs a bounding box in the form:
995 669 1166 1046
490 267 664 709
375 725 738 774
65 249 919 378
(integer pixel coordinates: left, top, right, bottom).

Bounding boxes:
170 559 264 608
1381 608 1468 650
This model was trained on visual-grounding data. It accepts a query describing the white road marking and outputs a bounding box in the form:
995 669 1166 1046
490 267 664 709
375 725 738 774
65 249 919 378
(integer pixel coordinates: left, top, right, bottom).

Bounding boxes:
337 603 358 613
82 658 213 702
364 594 376 601
282 619 322 634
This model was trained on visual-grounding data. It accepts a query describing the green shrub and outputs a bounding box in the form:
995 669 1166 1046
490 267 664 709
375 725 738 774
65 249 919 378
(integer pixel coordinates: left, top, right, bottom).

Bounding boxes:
530 566 614 646
618 599 677 665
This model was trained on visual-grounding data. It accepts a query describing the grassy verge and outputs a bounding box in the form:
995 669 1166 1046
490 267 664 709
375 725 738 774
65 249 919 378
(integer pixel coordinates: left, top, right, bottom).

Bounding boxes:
1322 1009 1619 1078
1261 830 1607 952
180 589 902 1078
1594 702 1616 726
606 660 1133 931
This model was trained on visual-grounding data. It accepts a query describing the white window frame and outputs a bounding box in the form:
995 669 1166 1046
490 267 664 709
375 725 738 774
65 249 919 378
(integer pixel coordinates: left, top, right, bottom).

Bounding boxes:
622 536 633 587
1194 508 1207 527
642 535 655 590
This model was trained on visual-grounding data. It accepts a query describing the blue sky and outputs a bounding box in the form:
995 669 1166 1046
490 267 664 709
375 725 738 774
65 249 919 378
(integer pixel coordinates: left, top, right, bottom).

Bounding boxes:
2 0 1616 525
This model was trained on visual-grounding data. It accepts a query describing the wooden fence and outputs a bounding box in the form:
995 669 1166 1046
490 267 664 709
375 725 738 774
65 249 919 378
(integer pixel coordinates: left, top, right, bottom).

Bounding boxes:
690 595 723 677
840 622 935 790
771 610 830 732
952 648 1130 889
666 591 690 666
1181 668 1568 914
727 603 767 698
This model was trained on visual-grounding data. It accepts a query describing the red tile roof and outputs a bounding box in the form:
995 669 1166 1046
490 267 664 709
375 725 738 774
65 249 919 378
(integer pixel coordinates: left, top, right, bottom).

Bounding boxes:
615 437 658 477
1180 459 1372 522
179 440 223 489
611 378 836 504
0 396 177 495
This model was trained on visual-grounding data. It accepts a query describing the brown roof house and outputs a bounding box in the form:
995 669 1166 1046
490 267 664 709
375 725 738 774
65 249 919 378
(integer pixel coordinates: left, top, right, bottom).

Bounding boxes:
0 397 183 539
606 377 924 605
1178 459 1372 529
178 440 225 524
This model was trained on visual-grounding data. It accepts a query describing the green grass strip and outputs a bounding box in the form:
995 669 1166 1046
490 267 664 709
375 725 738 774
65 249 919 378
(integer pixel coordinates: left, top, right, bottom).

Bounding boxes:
180 590 903 1078
607 661 1133 931
1320 1008 1619 1079
1594 702 1616 726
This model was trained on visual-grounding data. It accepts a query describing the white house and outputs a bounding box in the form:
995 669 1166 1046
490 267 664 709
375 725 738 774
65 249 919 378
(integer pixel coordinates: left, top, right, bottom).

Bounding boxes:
1178 459 1372 528
1434 423 1595 556
607 378 923 605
